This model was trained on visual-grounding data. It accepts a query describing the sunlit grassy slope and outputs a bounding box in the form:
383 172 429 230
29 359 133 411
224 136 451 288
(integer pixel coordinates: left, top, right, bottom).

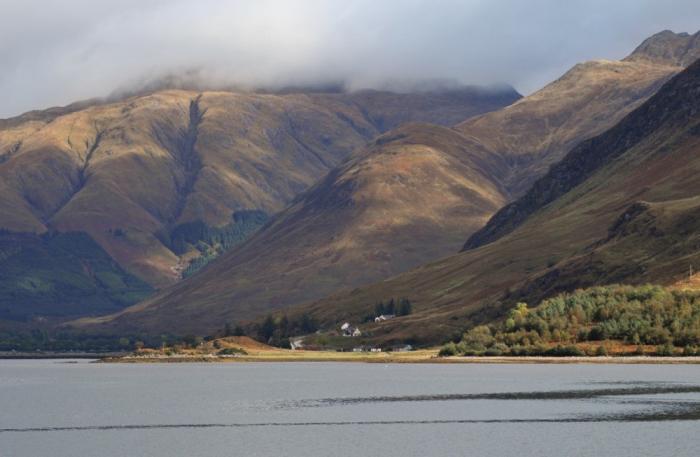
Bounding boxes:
79 31 700 338
281 56 700 345
0 86 519 289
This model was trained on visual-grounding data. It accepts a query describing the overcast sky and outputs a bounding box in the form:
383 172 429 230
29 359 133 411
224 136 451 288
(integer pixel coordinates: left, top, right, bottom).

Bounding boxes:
1 0 699 118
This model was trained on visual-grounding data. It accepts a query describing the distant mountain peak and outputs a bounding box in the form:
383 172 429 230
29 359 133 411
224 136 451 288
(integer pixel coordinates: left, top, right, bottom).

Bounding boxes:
624 29 700 67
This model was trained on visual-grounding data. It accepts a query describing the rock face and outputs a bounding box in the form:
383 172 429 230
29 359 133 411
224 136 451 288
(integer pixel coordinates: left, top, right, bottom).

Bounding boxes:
0 86 519 289
76 30 700 337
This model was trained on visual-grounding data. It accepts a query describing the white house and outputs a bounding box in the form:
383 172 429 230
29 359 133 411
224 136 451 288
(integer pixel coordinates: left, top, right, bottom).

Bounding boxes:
290 338 304 350
374 314 396 323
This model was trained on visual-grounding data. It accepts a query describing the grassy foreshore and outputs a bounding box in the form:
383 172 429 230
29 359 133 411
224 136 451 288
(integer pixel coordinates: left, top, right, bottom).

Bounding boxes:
103 353 700 364
103 348 440 363
99 337 700 364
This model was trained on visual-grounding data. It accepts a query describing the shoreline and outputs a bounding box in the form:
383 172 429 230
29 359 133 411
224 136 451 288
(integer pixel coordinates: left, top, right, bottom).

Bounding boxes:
0 351 125 360
99 353 700 364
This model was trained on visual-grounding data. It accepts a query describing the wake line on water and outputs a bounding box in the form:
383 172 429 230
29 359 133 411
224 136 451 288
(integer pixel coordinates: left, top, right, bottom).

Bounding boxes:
4 384 699 434
279 384 700 408
4 404 700 434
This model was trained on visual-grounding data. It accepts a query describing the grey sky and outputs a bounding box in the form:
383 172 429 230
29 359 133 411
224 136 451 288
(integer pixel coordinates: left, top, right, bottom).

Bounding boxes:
1 0 699 118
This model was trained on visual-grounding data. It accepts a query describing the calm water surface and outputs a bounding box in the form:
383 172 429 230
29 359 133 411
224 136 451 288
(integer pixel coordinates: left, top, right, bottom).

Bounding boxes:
1 360 699 456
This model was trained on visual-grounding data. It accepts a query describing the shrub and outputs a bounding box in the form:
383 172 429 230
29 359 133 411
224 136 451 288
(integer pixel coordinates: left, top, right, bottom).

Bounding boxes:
217 347 248 356
278 338 292 349
492 343 509 353
645 327 672 345
462 325 495 348
551 345 584 357
509 345 529 356
682 345 697 356
656 344 675 356
484 347 503 356
588 326 607 341
438 342 458 357
458 341 486 354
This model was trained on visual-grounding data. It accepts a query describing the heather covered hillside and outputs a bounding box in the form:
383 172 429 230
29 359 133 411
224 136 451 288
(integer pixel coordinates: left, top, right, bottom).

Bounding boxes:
80 30 700 338
0 86 518 288
276 56 700 346
0 85 517 323
76 123 511 334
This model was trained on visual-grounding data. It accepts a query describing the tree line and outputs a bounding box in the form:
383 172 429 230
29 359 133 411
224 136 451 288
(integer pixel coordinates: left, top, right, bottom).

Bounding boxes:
441 284 700 357
155 210 268 277
363 298 413 322
218 313 320 348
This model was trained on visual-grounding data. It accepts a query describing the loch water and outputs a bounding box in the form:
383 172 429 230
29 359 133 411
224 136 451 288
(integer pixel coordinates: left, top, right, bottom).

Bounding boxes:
1 360 699 456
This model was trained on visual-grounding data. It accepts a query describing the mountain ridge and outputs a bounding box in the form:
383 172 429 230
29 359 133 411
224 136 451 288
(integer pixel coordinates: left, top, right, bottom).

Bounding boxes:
624 29 700 67
73 30 700 337
279 57 700 345
73 123 511 334
464 54 700 251
0 86 518 289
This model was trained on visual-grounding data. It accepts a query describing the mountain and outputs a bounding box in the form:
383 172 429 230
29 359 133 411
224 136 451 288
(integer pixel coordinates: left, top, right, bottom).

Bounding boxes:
456 30 699 197
78 30 700 337
0 86 518 289
279 56 700 345
73 124 510 334
624 29 700 67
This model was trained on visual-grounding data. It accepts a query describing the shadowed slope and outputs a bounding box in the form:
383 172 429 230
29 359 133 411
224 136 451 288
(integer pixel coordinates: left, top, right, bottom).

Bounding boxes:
0 231 152 321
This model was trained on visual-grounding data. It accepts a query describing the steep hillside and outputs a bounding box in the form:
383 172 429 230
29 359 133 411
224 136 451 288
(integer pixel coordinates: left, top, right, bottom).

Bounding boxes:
77 124 510 334
76 30 700 337
275 57 700 345
0 86 517 290
456 30 699 196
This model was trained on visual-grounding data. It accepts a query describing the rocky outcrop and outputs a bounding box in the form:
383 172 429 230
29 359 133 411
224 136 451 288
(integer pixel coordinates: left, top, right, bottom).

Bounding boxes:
624 30 700 67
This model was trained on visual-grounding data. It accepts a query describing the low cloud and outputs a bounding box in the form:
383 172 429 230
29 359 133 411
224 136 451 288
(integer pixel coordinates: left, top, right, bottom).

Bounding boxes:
1 0 699 117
